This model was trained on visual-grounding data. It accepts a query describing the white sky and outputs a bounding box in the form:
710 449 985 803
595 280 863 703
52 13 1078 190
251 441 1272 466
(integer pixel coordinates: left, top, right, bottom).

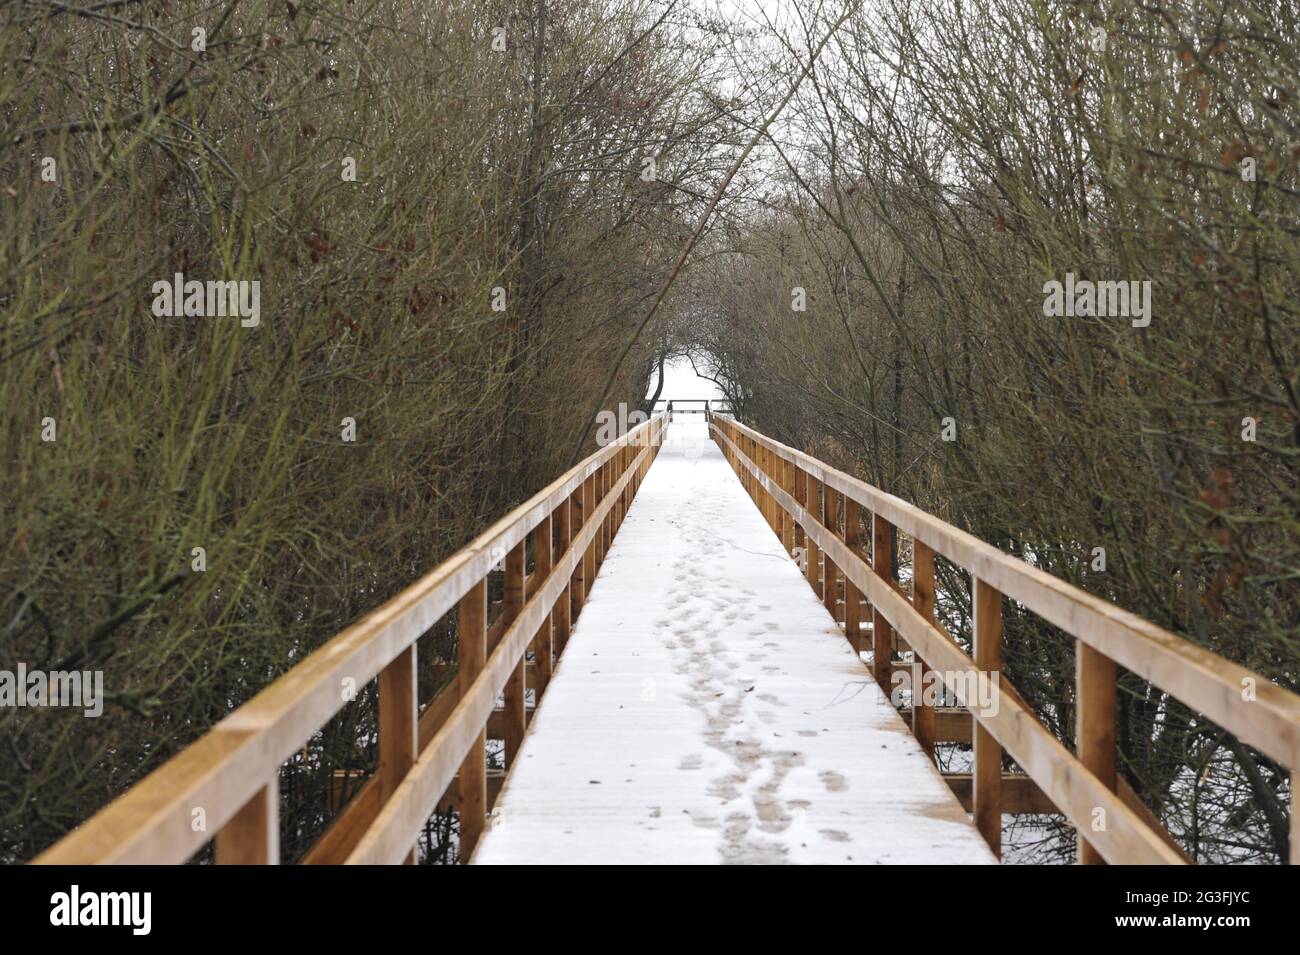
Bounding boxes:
647 355 725 403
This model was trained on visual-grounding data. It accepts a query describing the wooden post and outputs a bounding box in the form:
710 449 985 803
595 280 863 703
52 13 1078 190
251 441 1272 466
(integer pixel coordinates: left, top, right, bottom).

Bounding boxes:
973 577 1004 857
911 541 937 759
793 466 807 567
555 501 573 655
378 644 418 863
569 487 584 617
768 447 780 538
618 445 630 528
823 485 839 621
602 460 613 558
582 474 596 603
804 475 823 599
781 457 795 555
215 780 278 864
530 515 554 707
456 579 487 861
766 447 776 534
502 541 526 770
594 464 605 566
871 515 895 691
1077 642 1117 864
844 498 862 654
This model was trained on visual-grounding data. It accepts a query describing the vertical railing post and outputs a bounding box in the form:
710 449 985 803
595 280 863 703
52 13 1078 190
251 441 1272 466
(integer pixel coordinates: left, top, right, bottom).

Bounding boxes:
595 463 606 567
780 456 795 555
823 485 839 622
603 458 613 558
871 515 895 691
555 497 573 655
769 448 781 539
765 446 775 536
582 473 596 602
972 577 1004 858
531 515 554 707
1076 642 1117 864
619 443 630 528
911 541 937 759
570 484 586 616
844 498 862 654
378 643 418 863
804 474 823 599
502 541 526 770
215 780 279 864
793 466 807 571
456 579 487 861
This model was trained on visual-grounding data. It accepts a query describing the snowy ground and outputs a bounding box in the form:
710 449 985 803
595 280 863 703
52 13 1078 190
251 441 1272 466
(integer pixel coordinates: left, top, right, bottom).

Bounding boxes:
472 415 995 864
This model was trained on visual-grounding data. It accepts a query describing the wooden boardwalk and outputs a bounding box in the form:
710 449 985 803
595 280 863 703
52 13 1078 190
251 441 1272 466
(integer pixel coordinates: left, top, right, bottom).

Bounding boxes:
473 418 995 864
37 405 1300 866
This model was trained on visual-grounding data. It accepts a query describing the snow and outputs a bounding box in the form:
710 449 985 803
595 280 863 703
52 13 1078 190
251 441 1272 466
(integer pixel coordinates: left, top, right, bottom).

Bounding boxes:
471 414 996 864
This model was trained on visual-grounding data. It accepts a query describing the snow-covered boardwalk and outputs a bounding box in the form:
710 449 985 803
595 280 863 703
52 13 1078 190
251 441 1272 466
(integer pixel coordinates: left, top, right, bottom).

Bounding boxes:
473 416 995 865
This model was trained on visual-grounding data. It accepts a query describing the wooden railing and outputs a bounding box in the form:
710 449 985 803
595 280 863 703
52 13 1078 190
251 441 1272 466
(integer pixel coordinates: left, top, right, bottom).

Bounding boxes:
36 413 668 864
708 410 1300 864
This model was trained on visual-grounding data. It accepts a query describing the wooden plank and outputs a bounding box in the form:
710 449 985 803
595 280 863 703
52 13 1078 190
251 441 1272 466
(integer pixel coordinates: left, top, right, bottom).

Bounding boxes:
943 774 1055 815
570 486 586 618
911 541 937 758
804 475 823 599
378 645 418 864
555 496 573 655
474 418 997 865
36 414 665 865
604 459 614 558
583 474 596 604
436 771 506 815
456 580 488 861
972 578 1003 857
1076 641 1117 864
597 462 608 564
780 456 795 554
714 416 1300 773
844 498 862 654
302 776 381 864
344 441 652 864
897 707 970 742
793 466 807 565
823 485 839 621
531 515 554 705
710 425 1184 864
214 781 278 865
502 541 527 772
872 514 894 691
1116 775 1195 864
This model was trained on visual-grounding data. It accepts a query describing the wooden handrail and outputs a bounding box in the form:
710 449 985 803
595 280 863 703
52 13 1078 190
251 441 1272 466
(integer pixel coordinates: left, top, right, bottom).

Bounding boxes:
36 413 668 865
708 412 1300 864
